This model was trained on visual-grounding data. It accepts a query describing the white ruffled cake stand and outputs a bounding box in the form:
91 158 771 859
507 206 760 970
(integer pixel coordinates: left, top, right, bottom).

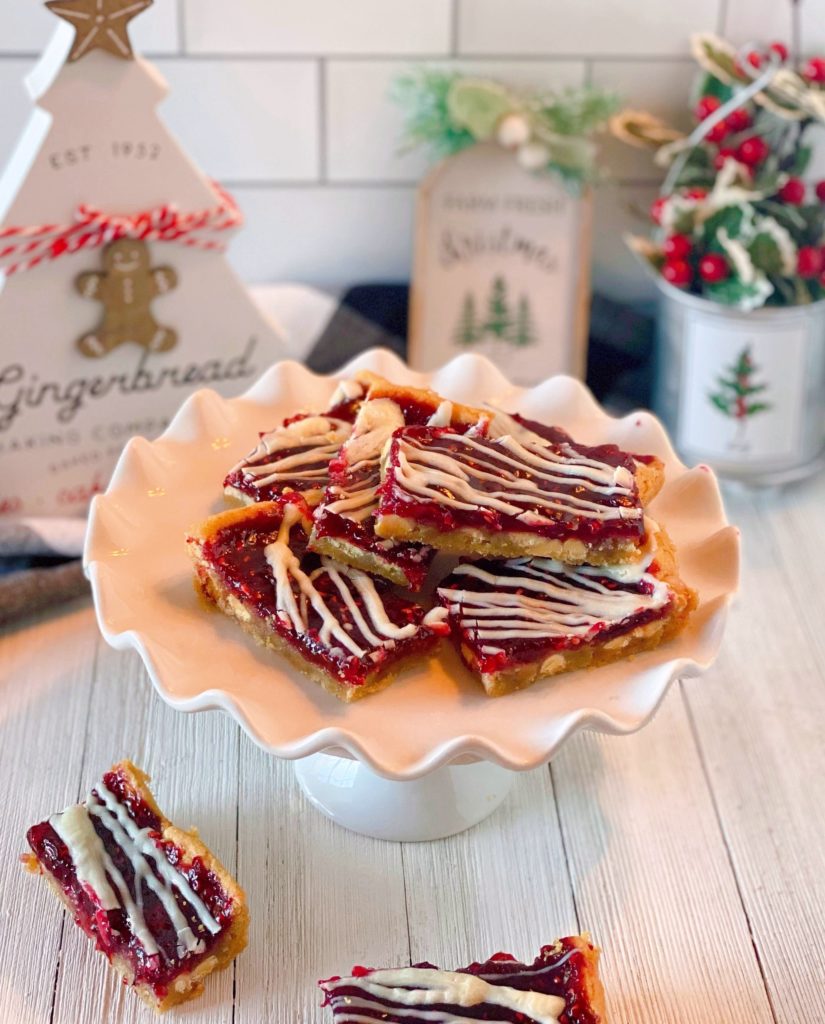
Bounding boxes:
84 350 740 841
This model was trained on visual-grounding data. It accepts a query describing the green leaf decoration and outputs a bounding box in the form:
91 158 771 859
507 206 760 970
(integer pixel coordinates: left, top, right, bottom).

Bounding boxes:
785 144 812 176
746 401 772 415
748 231 785 274
695 70 734 103
702 205 748 244
704 276 772 309
446 78 514 140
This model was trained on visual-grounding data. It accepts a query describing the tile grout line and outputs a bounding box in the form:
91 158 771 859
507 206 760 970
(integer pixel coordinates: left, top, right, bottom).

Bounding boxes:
177 0 187 55
318 58 328 184
680 681 780 1024
0 50 700 63
717 0 729 36
546 763 581 933
223 177 660 190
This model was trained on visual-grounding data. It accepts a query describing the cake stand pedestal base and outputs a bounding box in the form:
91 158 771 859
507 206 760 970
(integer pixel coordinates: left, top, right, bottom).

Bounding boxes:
294 753 515 841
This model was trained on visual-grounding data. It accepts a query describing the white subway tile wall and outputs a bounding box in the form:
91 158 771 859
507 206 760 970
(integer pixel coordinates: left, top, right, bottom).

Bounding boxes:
0 0 819 302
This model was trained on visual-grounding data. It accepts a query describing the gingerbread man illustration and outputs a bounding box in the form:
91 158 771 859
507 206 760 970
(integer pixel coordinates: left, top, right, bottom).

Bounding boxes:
75 238 178 357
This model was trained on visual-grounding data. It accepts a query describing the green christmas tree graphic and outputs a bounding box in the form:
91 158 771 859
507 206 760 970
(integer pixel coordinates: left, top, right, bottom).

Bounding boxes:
708 345 772 450
453 292 480 345
511 294 537 346
484 276 513 339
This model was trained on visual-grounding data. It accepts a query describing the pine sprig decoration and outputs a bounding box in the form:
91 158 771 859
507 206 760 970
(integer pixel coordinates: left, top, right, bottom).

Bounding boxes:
392 70 476 160
393 69 618 188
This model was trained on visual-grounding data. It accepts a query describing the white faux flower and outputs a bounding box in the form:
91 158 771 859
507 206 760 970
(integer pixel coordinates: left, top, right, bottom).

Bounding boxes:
497 112 531 148
660 193 701 233
698 157 764 221
517 141 551 170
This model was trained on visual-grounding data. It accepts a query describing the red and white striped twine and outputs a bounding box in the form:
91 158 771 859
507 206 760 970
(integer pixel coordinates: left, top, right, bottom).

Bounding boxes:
0 180 242 276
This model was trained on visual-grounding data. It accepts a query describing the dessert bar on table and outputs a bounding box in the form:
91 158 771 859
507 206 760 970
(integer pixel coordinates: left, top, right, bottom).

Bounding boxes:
23 761 248 1012
188 496 449 702
310 376 488 589
375 410 665 567
438 522 696 696
224 372 373 506
319 935 606 1024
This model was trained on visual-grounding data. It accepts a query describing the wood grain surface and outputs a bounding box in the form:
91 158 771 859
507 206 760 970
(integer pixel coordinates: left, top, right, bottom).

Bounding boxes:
2 475 824 1023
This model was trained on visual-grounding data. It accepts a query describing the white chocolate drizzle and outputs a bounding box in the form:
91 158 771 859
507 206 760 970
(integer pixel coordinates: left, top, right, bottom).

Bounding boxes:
49 777 222 961
438 548 671 646
387 429 641 526
321 397 466 527
264 504 432 659
321 967 565 1024
231 415 353 491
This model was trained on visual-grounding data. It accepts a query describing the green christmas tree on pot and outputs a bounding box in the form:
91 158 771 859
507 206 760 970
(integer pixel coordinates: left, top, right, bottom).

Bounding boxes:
708 345 772 449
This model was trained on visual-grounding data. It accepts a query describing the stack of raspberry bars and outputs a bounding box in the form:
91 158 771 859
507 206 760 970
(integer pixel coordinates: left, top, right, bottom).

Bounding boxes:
189 373 696 700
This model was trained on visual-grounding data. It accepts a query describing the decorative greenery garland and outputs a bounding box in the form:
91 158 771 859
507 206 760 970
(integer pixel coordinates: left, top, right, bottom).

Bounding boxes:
393 70 619 190
614 33 825 310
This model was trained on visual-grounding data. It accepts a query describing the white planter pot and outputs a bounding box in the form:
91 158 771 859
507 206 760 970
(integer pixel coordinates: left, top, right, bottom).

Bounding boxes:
655 280 825 485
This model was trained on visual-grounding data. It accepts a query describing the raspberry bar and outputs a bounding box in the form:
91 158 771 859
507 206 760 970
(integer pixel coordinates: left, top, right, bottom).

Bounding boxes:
374 415 664 566
23 761 248 1012
188 497 449 702
437 523 696 696
319 936 607 1024
310 376 487 589
224 373 372 506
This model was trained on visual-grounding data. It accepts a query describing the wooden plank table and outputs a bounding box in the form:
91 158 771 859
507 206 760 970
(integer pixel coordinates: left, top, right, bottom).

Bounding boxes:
2 471 824 1024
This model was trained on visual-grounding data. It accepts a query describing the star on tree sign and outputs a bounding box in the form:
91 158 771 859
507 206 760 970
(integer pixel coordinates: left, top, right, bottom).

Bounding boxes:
45 0 153 63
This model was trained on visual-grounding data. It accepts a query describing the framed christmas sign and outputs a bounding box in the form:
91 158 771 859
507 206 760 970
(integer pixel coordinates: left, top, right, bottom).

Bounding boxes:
396 73 617 386
409 143 592 384
0 1 285 519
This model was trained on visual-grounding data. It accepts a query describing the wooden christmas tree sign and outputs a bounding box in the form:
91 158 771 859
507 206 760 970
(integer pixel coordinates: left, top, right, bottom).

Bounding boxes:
397 73 616 386
0 0 285 518
409 143 591 384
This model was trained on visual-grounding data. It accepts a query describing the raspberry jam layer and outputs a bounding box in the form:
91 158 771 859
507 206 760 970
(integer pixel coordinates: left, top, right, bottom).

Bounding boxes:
312 454 434 590
437 555 673 674
379 426 646 545
26 768 235 1000
200 503 445 687
511 413 657 467
225 413 354 504
319 938 604 1024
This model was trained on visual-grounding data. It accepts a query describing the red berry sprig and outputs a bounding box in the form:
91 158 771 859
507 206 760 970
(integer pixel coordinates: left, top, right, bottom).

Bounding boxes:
778 177 806 204
662 234 692 260
662 259 692 288
797 246 823 279
698 253 730 283
736 136 769 166
802 57 825 83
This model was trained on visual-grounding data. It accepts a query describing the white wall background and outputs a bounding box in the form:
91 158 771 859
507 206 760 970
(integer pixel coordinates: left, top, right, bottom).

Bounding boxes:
1 0 824 303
